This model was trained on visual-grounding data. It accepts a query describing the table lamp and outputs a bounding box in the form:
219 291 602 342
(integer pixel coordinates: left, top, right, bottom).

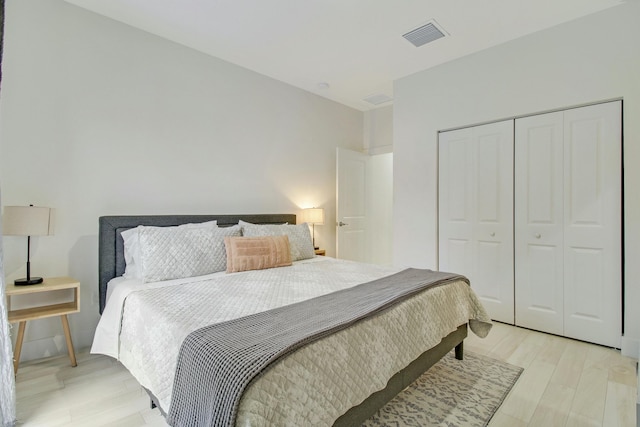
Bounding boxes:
2 205 54 285
302 207 324 250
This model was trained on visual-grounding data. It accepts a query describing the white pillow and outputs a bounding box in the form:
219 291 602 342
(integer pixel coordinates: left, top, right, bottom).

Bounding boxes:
121 227 142 279
239 220 315 261
138 224 240 283
121 220 217 279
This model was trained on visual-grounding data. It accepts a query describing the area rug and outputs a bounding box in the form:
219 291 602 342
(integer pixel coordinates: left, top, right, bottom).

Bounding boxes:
362 351 523 427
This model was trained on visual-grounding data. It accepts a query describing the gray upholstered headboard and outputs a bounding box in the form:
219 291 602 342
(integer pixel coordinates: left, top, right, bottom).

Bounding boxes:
98 214 297 314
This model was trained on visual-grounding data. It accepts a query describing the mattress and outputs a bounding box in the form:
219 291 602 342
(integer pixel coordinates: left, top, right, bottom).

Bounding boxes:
92 256 491 426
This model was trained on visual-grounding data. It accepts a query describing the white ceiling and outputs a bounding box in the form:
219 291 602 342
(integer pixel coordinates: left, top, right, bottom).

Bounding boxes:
64 0 624 111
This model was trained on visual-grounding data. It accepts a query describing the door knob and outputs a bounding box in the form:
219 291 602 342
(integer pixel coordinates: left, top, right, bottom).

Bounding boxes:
338 221 348 227
490 232 495 237
535 233 541 239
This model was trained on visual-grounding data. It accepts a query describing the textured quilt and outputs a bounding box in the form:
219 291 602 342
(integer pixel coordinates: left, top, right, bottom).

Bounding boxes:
168 269 474 427
109 258 491 426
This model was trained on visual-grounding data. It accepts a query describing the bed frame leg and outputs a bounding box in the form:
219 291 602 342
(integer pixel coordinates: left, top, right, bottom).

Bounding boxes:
455 341 464 360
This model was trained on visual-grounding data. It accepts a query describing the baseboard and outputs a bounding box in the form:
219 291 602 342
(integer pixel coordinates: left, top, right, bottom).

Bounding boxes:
636 340 640 427
621 336 640 358
11 326 94 364
591 333 638 425
13 335 66 363
637 349 640 427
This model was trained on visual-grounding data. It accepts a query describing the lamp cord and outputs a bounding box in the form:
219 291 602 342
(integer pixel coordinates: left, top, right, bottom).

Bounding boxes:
26 235 32 280
312 223 317 249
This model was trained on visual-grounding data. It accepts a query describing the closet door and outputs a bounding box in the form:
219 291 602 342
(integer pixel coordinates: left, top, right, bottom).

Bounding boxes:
439 120 514 324
515 101 621 347
515 112 565 334
438 127 474 280
563 101 621 347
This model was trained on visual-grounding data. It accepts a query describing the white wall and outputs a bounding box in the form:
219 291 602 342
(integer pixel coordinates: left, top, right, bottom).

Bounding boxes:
362 106 394 265
393 2 640 355
367 153 393 265
0 0 363 360
364 105 393 155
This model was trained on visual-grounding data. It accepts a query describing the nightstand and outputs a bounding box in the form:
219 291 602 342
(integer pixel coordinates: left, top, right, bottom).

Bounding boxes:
314 249 326 256
5 277 80 374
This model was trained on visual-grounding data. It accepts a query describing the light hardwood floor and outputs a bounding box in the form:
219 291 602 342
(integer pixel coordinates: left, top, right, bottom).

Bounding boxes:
13 322 637 426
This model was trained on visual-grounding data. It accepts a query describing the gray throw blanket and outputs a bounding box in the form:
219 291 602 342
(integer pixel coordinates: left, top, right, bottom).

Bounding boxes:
166 268 468 427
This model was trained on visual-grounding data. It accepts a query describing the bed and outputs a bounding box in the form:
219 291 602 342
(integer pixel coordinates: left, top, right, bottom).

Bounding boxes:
92 214 491 426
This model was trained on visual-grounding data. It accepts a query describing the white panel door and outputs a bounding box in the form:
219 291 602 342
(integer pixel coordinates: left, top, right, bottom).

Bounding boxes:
515 101 621 347
439 120 514 324
438 128 474 280
562 101 621 347
515 112 565 334
336 148 369 262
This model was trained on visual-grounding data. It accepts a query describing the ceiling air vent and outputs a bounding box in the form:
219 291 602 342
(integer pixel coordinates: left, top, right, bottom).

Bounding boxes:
403 21 446 47
363 93 393 106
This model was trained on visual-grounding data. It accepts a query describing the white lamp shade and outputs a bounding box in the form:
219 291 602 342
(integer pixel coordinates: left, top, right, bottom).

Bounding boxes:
301 208 324 225
2 206 54 236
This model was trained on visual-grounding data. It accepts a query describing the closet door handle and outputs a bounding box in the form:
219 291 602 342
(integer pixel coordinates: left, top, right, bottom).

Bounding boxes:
490 232 495 237
535 233 541 239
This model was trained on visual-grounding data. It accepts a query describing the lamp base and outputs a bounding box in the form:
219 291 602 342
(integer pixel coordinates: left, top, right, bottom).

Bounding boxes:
14 277 44 286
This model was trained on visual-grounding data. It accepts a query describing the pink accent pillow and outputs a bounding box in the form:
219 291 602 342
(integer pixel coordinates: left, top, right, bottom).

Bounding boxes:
224 235 292 273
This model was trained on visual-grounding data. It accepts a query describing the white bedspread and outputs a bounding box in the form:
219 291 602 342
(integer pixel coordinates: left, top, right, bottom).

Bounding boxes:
91 257 491 425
